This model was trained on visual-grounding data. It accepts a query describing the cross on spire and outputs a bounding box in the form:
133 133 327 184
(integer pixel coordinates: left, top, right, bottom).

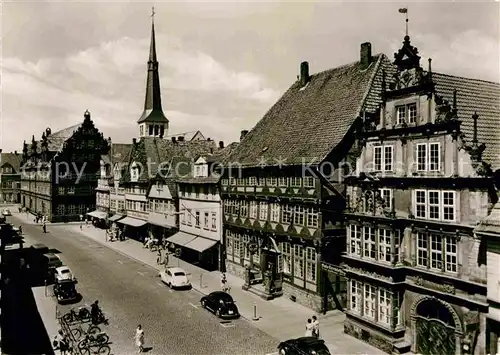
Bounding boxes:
151 6 155 22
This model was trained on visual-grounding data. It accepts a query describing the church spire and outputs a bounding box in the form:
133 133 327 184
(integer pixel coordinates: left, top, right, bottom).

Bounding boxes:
137 7 169 138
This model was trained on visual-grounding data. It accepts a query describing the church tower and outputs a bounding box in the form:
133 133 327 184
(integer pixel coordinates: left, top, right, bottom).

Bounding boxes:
137 8 169 138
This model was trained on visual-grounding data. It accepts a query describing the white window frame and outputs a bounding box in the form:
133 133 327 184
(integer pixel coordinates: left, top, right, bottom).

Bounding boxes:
430 234 443 271
379 188 392 210
350 280 362 314
445 235 457 273
211 212 217 231
378 228 392 263
294 205 305 225
270 203 280 222
204 212 209 229
378 288 392 326
349 224 362 256
306 207 319 228
305 247 317 282
303 176 315 188
413 190 456 222
417 232 428 267
416 142 441 172
363 226 376 259
294 245 304 279
278 177 288 187
281 242 291 275
248 177 257 186
407 103 417 123
259 202 268 220
373 145 393 172
249 201 258 219
396 105 406 125
364 284 376 319
282 204 292 224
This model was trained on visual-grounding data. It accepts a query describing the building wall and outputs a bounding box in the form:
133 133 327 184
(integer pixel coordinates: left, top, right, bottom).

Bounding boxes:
179 195 221 241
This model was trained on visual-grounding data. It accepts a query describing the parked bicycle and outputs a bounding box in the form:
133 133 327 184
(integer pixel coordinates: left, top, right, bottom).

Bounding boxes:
70 324 101 341
63 306 91 323
78 332 110 350
79 343 111 355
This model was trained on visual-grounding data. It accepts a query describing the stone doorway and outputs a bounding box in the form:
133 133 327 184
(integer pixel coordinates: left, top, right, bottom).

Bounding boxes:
411 296 463 355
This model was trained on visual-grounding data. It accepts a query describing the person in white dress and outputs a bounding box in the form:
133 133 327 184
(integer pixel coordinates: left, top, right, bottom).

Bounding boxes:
305 318 314 337
135 324 145 353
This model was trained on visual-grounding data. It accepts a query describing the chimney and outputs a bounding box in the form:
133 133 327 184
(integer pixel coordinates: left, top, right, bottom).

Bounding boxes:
172 137 176 143
132 138 137 145
300 61 309 87
207 138 211 141
219 141 224 149
360 42 372 69
0 149 2 154
240 130 249 141
14 151 18 155
178 136 185 142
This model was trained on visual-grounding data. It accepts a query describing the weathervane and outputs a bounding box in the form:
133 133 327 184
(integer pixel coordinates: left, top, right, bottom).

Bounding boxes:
399 7 408 36
151 6 155 23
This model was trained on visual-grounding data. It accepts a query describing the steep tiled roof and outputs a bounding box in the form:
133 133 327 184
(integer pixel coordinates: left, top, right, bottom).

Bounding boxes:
122 138 216 183
47 123 82 152
227 55 387 167
0 152 23 173
110 143 133 165
165 131 206 142
432 74 500 170
206 142 239 164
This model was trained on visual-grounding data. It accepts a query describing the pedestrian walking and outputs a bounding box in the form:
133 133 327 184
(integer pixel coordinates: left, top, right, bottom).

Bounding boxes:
163 252 169 266
135 324 145 353
312 315 320 338
80 223 83 230
305 318 314 337
42 222 47 233
156 249 162 265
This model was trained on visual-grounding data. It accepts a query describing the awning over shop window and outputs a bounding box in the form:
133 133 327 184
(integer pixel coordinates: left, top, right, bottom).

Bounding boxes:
87 210 108 219
108 214 124 222
166 232 197 246
117 217 147 227
184 237 218 253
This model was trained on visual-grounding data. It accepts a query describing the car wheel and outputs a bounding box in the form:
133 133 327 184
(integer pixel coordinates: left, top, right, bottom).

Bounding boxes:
201 299 206 308
216 309 221 318
168 282 173 289
279 348 286 355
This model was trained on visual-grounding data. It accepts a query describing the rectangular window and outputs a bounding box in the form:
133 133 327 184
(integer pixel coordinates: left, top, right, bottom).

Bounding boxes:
226 232 233 262
259 202 268 220
379 289 392 325
374 146 382 171
294 245 304 279
378 228 392 263
282 204 292 224
396 105 406 124
373 145 393 171
195 211 200 228
306 247 317 282
417 143 427 171
294 205 305 225
249 201 258 219
278 177 287 187
363 226 376 259
306 207 319 228
430 234 443 270
187 212 192 226
364 284 376 319
222 179 228 186
240 200 248 218
445 236 457 273
270 203 280 222
408 103 417 123
233 234 241 262
243 235 250 261
428 190 440 220
350 280 362 313
415 190 456 222
379 188 392 210
429 142 440 171
384 146 393 171
204 212 209 229
303 177 314 188
290 177 302 187
211 213 217 231
282 242 291 275
248 177 257 186
258 178 266 186
443 191 455 221
349 225 362 256
415 190 427 218
266 177 277 186
417 232 428 267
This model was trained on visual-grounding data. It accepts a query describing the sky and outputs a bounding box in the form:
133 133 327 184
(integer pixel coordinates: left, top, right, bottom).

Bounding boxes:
1 1 499 153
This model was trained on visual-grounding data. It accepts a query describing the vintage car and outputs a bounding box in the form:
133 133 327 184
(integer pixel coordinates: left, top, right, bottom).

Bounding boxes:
159 267 191 289
200 291 240 319
277 337 331 355
53 279 79 304
2 209 11 216
55 266 76 282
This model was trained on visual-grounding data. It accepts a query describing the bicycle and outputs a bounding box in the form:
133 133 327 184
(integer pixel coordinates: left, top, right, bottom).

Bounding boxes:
78 332 110 351
221 283 231 293
63 306 91 324
70 324 101 341
79 343 111 355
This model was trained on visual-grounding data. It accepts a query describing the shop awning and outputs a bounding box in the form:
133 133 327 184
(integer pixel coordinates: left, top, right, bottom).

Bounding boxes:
166 232 197 246
117 217 147 227
184 237 218 253
108 214 124 222
87 210 108 219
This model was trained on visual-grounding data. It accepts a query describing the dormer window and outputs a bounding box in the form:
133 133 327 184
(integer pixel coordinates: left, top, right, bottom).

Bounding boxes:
396 103 417 125
130 162 140 182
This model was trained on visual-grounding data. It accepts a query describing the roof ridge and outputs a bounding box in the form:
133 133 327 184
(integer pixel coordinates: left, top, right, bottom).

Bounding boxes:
432 71 500 86
308 53 384 79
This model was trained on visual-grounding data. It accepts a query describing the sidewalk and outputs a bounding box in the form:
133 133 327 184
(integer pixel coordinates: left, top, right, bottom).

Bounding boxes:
59 223 384 355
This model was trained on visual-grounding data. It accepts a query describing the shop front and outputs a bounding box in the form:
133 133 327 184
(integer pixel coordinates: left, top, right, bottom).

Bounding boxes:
116 216 148 242
147 213 176 244
86 210 109 228
166 231 219 271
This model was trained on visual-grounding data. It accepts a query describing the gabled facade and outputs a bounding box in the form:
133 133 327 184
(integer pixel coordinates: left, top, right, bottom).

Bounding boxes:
222 43 390 309
0 151 23 203
20 110 109 222
343 35 499 355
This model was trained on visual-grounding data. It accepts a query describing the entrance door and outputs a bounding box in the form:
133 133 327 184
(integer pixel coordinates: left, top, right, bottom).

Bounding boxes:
415 299 457 355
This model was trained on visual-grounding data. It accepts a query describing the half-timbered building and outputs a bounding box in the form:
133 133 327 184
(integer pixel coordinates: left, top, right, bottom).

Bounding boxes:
222 43 394 310
0 151 23 204
343 34 499 354
20 110 109 222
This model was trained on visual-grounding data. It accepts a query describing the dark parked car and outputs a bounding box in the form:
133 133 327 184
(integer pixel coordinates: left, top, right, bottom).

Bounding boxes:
278 337 331 355
53 279 79 303
200 291 240 319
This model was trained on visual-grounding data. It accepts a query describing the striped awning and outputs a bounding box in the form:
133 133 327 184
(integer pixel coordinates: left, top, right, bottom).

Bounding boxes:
87 210 107 219
183 237 218 253
166 232 197 246
108 214 124 222
117 217 147 227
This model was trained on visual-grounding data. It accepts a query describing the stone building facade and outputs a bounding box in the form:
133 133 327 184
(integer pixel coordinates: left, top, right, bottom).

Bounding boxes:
0 151 22 204
343 35 499 354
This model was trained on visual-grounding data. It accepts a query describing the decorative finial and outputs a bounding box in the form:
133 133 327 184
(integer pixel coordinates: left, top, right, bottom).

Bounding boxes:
151 6 155 23
472 111 479 145
399 8 408 37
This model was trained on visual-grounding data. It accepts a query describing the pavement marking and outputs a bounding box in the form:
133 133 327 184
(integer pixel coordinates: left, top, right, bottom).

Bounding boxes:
117 260 123 264
220 322 235 328
137 271 145 276
188 302 198 309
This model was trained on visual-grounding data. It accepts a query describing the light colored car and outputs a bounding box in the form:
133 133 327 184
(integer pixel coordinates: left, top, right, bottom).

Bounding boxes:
2 209 11 216
159 267 191 289
55 266 75 282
